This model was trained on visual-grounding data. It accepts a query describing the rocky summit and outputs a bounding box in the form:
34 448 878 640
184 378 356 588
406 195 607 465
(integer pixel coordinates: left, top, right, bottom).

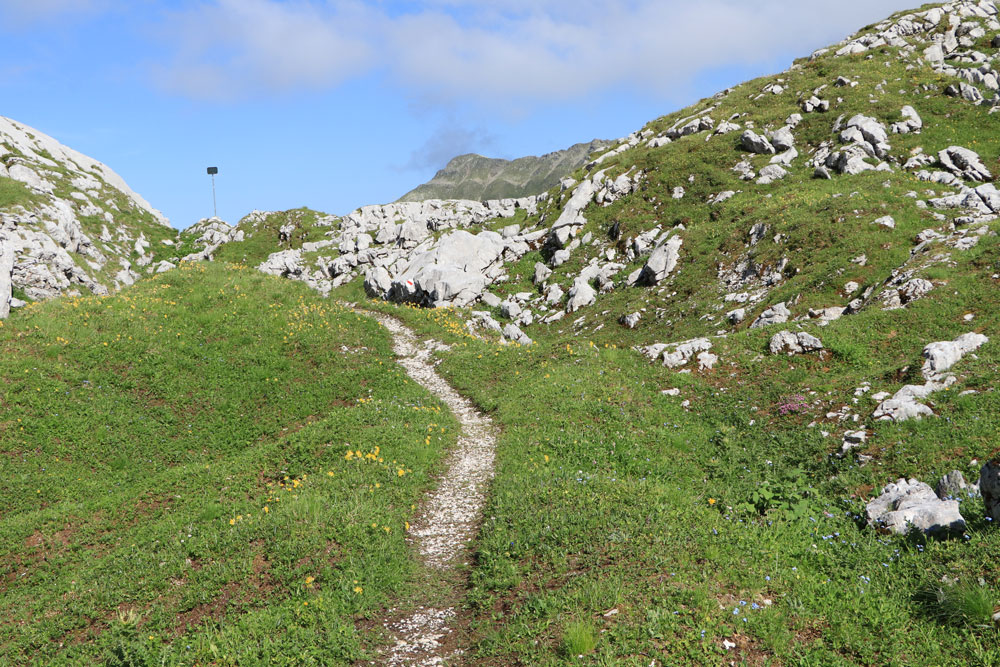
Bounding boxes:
397 139 611 202
3 1 1000 665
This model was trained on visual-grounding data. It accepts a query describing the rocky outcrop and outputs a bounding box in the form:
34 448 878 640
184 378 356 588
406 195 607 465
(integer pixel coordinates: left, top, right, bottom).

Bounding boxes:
750 302 791 329
873 333 988 422
386 230 509 308
866 478 966 536
981 460 1000 522
641 338 717 371
0 234 13 319
938 146 993 182
0 115 171 305
768 330 824 356
637 236 682 286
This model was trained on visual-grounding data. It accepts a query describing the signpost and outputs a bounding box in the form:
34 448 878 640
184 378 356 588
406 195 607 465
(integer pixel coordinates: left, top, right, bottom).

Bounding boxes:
207 167 219 218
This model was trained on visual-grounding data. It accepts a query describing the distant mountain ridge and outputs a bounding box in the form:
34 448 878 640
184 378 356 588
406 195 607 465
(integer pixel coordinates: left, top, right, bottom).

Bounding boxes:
397 139 611 202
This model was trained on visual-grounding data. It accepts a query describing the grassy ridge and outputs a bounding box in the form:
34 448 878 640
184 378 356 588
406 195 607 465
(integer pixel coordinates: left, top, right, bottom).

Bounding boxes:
0 263 458 665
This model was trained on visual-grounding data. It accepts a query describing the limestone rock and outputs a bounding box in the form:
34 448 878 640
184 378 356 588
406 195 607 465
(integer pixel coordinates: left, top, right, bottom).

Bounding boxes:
866 478 966 536
659 338 713 369
364 266 393 298
873 333 988 422
922 332 988 382
0 236 13 319
566 277 597 313
740 130 775 155
502 323 533 346
620 312 641 329
981 461 1000 522
385 230 508 307
637 236 683 285
768 330 824 355
937 470 980 500
757 165 788 185
938 146 993 182
750 302 791 329
533 262 552 285
891 106 923 134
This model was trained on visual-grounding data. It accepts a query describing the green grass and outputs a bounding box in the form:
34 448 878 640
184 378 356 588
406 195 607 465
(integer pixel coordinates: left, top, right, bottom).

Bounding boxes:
209 208 334 267
8 2 1000 664
0 262 458 664
561 620 598 657
0 176 37 209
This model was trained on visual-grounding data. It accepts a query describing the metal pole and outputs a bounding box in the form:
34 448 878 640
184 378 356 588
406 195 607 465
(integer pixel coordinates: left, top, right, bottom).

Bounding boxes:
211 174 218 218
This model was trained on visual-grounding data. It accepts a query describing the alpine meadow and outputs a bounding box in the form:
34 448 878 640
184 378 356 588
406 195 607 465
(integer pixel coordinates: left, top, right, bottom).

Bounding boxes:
3 1 1000 665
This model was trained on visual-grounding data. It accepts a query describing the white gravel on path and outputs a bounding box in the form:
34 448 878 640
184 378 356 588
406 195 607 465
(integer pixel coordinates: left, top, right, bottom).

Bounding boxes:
367 312 498 666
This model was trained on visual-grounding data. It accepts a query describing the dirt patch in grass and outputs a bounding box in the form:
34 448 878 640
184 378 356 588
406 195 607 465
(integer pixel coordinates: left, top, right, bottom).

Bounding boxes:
171 581 242 635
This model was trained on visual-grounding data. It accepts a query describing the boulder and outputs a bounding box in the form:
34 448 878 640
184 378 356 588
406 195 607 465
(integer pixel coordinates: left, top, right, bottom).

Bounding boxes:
548 179 596 248
840 115 891 159
153 260 176 274
922 332 988 382
481 292 502 308
981 461 1000 522
0 237 13 319
866 478 966 536
566 277 597 313
533 262 552 285
502 323 533 346
891 106 923 134
750 302 791 328
661 338 713 369
697 351 719 370
768 330 824 355
550 249 571 267
500 299 522 320
937 470 980 500
363 266 392 298
872 397 936 422
637 236 683 285
938 146 993 182
544 283 564 306
389 230 505 307
469 311 503 334
770 147 799 166
873 333 988 422
757 164 788 185
768 126 796 152
620 312 641 329
740 130 775 154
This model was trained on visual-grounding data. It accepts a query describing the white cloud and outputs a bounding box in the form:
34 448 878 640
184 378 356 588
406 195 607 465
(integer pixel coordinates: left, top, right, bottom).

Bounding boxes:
153 0 920 104
154 0 373 101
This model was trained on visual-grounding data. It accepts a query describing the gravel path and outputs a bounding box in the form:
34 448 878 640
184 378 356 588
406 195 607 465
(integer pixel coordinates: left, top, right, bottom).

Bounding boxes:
367 312 497 666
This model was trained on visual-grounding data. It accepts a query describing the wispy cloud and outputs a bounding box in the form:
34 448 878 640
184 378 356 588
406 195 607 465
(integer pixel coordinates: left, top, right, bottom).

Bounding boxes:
398 120 498 172
152 0 918 104
153 0 373 101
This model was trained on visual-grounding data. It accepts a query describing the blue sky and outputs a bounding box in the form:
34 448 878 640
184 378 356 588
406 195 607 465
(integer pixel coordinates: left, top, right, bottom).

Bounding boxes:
0 0 917 229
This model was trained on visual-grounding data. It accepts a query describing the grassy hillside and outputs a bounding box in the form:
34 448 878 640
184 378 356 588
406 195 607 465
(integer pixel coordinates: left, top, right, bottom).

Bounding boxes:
327 6 1000 663
358 256 999 664
5 1 1000 664
0 262 458 665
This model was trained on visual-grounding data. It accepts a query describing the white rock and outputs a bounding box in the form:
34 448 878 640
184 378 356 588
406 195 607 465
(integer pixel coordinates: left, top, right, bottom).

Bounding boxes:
866 478 966 535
